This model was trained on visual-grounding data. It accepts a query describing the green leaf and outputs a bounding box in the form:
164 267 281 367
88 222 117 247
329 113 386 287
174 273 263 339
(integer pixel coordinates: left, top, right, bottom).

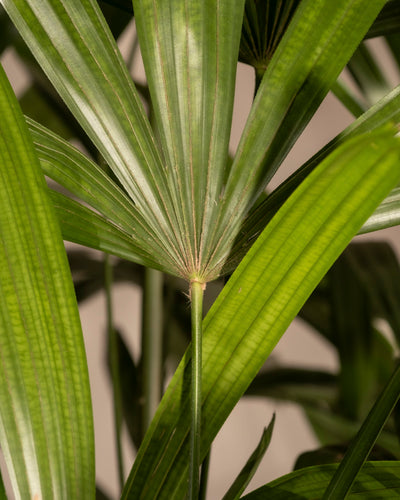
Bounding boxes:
360 185 400 234
305 406 400 459
122 127 400 499
222 415 275 500
226 83 400 272
323 362 400 499
133 0 245 279
211 0 387 273
27 118 182 271
0 63 94 498
2 0 185 275
346 42 391 106
365 0 400 38
240 462 400 499
50 191 171 272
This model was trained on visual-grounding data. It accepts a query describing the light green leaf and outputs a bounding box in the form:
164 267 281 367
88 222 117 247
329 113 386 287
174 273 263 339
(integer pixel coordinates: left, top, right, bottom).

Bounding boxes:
210 0 387 273
240 462 400 499
133 0 245 279
0 63 94 498
2 0 185 275
122 127 400 499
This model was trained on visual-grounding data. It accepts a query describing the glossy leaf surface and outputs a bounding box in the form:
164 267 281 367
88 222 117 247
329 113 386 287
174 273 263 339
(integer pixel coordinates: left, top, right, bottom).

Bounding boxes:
122 127 400 499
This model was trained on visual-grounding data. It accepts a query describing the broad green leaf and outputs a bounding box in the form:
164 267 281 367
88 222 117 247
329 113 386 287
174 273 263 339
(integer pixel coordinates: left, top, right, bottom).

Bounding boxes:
133 0 245 279
323 363 400 499
222 415 275 500
210 0 387 273
0 63 94 498
1 0 186 275
226 83 400 272
122 127 400 499
240 462 400 499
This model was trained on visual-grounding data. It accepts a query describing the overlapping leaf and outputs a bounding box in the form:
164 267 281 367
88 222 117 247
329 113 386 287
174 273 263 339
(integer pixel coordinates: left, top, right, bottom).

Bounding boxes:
122 127 400 499
0 63 94 498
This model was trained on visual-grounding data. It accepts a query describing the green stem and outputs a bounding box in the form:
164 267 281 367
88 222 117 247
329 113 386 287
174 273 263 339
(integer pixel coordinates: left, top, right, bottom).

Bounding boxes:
322 361 400 499
189 280 204 499
142 267 163 431
104 254 124 490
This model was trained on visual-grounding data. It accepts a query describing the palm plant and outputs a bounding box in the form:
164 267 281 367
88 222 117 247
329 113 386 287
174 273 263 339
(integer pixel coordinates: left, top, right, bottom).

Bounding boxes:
2 0 400 498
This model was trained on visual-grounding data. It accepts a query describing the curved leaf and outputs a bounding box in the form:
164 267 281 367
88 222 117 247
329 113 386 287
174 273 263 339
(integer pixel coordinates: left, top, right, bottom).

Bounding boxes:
49 191 173 273
122 127 400 499
0 63 94 498
222 415 275 500
226 83 400 272
241 462 400 499
209 0 387 273
2 0 185 275
28 118 180 269
323 363 400 499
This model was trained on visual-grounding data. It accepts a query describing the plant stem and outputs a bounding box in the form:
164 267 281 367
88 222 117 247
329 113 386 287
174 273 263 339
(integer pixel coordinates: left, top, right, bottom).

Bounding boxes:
142 267 163 431
104 254 124 490
189 280 204 499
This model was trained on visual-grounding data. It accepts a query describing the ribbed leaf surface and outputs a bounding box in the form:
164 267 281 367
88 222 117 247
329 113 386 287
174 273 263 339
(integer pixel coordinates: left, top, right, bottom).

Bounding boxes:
133 0 245 279
122 128 400 499
1 0 186 275
0 63 94 499
208 0 388 276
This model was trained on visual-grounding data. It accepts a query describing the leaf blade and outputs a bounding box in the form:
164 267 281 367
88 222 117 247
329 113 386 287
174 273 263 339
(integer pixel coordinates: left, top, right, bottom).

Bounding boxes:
122 127 400 499
0 63 94 498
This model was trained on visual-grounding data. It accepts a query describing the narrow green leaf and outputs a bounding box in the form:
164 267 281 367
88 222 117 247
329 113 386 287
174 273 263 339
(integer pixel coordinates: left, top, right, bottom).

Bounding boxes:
222 415 275 500
346 42 391 106
226 83 400 272
28 118 180 269
0 63 94 498
359 185 400 234
240 462 400 499
122 127 400 499
210 0 387 273
50 191 176 273
133 0 245 278
2 0 185 275
305 406 400 459
323 363 400 499
331 80 366 118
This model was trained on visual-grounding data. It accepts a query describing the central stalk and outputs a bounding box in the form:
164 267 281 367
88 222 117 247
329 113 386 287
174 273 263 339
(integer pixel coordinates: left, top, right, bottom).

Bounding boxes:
189 280 205 499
